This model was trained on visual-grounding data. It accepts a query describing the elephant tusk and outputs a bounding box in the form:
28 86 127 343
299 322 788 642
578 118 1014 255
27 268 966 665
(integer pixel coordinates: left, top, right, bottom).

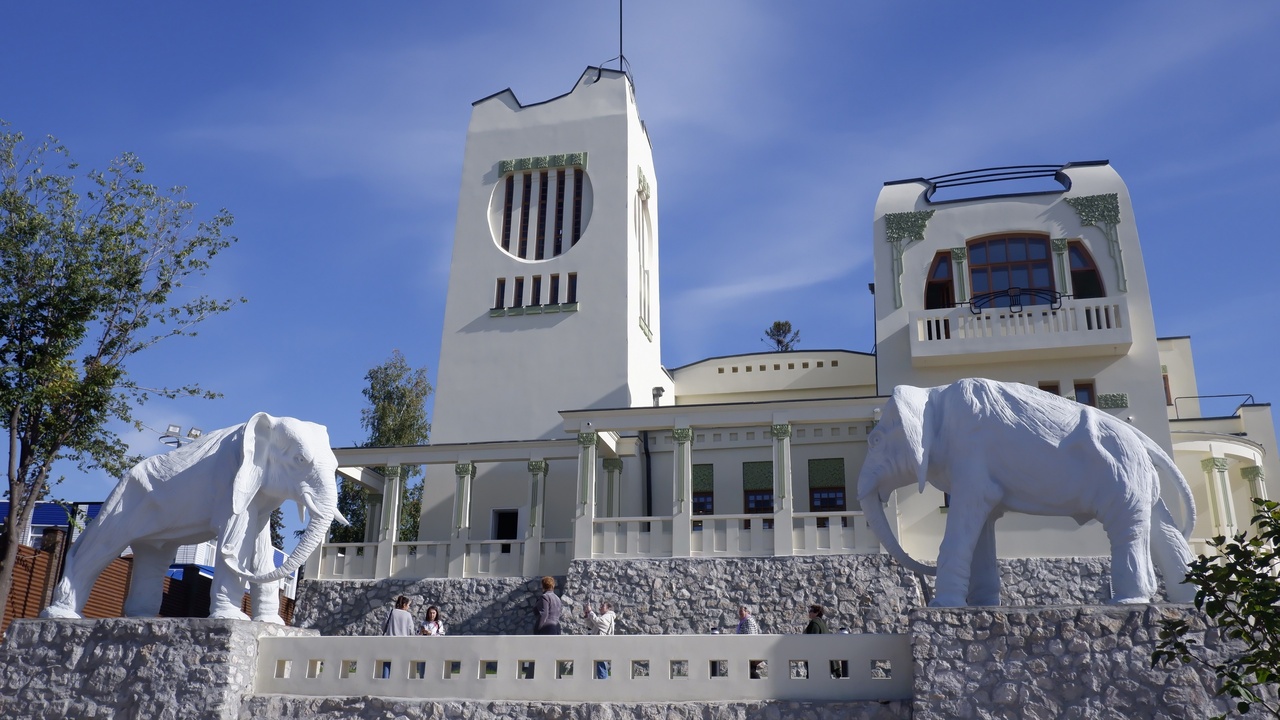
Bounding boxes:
296 501 306 526
333 509 350 527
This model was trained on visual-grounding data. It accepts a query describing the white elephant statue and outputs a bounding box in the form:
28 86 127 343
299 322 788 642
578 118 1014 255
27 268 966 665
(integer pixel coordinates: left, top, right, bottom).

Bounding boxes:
857 378 1196 607
41 412 348 622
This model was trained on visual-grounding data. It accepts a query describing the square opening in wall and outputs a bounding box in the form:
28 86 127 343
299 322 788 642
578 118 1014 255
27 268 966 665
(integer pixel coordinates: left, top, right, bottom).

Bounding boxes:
444 660 462 679
709 659 728 678
557 660 574 678
519 660 535 679
749 659 768 679
340 660 357 679
670 660 688 678
480 661 499 679
631 660 649 678
871 659 892 679
306 659 324 679
789 660 809 679
274 659 292 679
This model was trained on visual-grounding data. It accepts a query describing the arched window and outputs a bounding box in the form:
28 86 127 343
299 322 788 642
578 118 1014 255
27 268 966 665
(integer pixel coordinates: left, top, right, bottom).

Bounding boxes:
968 234 1054 308
924 252 954 309
1068 241 1105 299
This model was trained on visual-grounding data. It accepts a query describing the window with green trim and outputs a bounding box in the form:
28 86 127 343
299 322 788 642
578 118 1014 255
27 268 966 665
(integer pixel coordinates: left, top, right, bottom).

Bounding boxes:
742 461 773 530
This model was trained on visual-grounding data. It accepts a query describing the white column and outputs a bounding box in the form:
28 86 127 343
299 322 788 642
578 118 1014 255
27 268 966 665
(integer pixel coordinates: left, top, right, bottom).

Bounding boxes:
603 458 623 518
572 433 598 560
671 428 693 557
448 462 474 578
1202 457 1237 538
771 424 794 556
523 460 548 576
374 464 402 579
1242 465 1267 502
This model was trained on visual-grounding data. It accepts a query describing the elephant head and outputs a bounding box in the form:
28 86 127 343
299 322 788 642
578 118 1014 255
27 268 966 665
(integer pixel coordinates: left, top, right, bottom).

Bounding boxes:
222 412 349 584
857 384 938 576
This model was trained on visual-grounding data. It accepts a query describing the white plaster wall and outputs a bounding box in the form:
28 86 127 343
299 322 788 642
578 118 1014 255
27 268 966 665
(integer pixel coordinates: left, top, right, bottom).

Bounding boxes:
672 351 876 405
1158 336 1200 419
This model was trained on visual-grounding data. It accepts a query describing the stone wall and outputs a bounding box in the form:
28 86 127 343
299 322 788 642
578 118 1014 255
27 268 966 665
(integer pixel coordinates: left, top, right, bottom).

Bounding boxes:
295 555 1120 637
0 618 315 720
909 605 1273 720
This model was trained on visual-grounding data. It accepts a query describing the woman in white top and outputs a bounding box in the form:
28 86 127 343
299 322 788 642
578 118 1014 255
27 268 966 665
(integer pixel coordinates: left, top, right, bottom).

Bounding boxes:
420 605 446 636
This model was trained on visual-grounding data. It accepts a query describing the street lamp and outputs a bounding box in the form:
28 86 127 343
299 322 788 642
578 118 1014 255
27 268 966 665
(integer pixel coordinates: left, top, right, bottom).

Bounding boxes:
160 424 203 448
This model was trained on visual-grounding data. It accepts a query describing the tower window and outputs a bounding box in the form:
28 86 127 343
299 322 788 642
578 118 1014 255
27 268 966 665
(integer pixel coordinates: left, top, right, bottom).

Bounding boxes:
512 277 525 309
494 278 506 310
536 170 549 260
572 169 584 246
549 274 560 304
968 235 1054 307
518 173 532 259
566 273 578 304
530 276 542 306
1068 241 1105 299
501 176 515 252
554 169 566 256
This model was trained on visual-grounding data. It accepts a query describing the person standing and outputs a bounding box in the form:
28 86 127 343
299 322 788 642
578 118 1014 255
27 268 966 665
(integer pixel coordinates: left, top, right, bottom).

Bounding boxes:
804 604 830 634
420 605 446 636
534 576 563 635
381 595 415 678
736 605 761 634
583 601 617 678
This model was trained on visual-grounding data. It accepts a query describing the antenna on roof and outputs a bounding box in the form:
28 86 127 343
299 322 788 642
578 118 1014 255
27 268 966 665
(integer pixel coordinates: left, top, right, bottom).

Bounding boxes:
619 0 625 71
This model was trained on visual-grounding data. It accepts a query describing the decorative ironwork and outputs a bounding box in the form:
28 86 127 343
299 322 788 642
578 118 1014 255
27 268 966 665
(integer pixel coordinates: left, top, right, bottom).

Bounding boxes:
968 287 1064 315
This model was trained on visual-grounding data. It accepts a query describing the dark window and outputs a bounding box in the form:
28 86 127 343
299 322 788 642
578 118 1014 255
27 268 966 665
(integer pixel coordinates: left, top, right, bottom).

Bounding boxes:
549 274 560 304
535 170 549 260
554 169 566 256
530 276 542 306
1038 382 1060 396
1074 381 1096 407
968 235 1054 307
518 173 532 258
493 509 518 554
924 252 955 310
501 175 515 251
810 488 846 529
744 490 774 530
1068 241 1105 299
692 492 714 515
1163 373 1173 406
566 273 578 304
571 169 584 246
494 278 506 309
512 277 524 308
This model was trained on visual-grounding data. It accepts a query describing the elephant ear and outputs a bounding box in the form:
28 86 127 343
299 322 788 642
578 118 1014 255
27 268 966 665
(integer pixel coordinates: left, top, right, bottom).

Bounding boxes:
233 412 276 516
891 385 935 494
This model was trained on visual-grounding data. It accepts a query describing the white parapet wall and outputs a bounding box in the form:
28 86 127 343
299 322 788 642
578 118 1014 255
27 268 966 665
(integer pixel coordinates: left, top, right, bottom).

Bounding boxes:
254 633 912 703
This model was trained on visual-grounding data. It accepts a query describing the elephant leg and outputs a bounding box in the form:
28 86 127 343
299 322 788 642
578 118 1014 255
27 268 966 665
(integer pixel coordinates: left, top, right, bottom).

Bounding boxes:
1102 506 1156 604
1150 501 1196 603
933 481 999 607
209 556 252 621
42 528 133 618
966 516 1001 606
249 522 284 624
123 541 181 617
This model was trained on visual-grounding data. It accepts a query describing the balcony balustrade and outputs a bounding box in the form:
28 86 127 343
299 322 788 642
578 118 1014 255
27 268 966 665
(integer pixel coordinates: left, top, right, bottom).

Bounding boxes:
908 296 1132 366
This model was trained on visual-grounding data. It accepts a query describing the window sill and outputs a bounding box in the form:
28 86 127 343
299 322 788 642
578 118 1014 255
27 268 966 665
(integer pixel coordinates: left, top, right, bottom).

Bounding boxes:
490 303 579 318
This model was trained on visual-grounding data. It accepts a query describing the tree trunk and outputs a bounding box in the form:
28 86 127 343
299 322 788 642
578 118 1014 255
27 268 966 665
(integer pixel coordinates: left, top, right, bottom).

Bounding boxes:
0 486 40 620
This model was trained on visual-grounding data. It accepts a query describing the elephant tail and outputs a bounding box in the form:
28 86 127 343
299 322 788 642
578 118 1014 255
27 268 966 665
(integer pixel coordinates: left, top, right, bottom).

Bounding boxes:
1144 437 1195 539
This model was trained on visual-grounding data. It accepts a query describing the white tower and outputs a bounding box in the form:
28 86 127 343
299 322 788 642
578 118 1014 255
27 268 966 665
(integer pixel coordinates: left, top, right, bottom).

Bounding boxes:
419 68 667 544
431 67 665 445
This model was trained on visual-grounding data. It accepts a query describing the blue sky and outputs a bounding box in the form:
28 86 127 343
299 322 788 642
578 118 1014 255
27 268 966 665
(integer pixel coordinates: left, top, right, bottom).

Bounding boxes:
4 2 1279 534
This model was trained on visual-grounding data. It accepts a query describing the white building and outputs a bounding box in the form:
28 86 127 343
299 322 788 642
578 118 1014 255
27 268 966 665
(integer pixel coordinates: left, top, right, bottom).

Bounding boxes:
309 67 1277 584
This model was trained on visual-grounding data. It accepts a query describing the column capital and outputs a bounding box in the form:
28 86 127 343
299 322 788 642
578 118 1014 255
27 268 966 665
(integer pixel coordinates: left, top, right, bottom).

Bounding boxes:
455 462 475 478
1201 457 1230 473
672 427 693 444
1242 465 1265 482
603 458 624 473
949 247 967 262
1051 237 1070 253
527 460 548 475
770 423 792 440
578 431 598 447
384 464 402 481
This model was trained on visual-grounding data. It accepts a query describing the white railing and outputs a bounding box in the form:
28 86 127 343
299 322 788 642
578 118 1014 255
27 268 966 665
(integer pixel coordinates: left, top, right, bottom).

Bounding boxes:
390 541 451 578
254 633 912 703
909 296 1132 365
462 540 524 577
690 514 776 557
537 537 573 576
792 512 878 554
592 517 673 558
317 543 379 580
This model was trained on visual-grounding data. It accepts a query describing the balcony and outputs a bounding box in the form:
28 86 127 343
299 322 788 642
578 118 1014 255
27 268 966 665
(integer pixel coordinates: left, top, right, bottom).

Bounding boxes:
908 295 1132 367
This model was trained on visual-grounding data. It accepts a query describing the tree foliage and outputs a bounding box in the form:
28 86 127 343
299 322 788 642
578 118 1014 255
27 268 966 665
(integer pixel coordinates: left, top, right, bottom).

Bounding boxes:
330 349 432 543
763 320 800 352
1153 498 1280 719
0 123 240 612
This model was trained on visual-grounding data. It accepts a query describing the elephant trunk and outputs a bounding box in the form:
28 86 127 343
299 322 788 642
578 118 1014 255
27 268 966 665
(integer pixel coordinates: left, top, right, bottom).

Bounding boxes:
245 481 337 585
861 491 936 576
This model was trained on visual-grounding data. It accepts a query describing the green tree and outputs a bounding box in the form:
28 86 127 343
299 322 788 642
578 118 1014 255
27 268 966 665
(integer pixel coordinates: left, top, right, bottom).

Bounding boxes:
0 124 240 613
269 507 285 549
763 320 800 352
330 350 432 543
1153 497 1280 719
